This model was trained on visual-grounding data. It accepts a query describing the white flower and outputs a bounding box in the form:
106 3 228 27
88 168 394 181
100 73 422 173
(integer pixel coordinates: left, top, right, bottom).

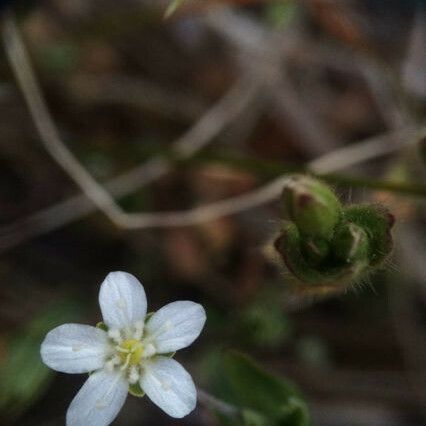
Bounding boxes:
40 271 206 426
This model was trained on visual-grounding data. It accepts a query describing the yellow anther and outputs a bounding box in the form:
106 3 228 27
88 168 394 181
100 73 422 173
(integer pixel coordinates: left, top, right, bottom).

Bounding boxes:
117 339 144 366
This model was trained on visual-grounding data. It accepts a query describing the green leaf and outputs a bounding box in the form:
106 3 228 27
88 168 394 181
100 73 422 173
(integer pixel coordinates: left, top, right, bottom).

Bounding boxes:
216 413 243 426
277 397 310 426
224 352 295 415
222 352 310 426
0 301 81 418
242 409 270 426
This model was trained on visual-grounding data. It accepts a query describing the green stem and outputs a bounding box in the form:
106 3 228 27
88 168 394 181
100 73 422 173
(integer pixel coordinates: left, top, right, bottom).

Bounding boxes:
177 153 426 198
317 173 426 197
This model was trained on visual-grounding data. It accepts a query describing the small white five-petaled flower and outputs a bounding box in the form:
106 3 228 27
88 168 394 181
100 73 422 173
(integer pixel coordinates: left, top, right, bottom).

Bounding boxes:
40 271 206 426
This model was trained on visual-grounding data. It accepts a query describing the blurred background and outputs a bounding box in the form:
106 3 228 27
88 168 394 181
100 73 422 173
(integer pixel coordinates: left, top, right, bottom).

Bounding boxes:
0 0 425 425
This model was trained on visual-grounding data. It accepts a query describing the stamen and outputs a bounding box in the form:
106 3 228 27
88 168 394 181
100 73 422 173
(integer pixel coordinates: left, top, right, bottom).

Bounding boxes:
123 327 133 340
104 355 121 372
105 360 115 372
128 366 140 384
142 343 156 358
121 353 131 371
108 328 122 344
106 337 149 381
116 346 130 354
133 320 145 340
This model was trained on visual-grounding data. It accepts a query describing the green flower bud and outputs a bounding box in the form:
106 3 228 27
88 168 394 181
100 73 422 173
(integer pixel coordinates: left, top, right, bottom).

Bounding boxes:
282 175 342 239
331 222 369 264
274 176 395 293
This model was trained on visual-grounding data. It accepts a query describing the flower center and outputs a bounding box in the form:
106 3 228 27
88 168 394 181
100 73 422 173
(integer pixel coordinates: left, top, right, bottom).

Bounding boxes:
117 339 144 366
105 326 157 383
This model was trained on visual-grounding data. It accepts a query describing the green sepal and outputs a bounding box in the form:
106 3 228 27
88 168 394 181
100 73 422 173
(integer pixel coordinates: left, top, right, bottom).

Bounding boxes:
0 301 81 417
331 222 369 264
275 222 349 285
145 312 154 323
96 321 108 332
275 221 326 285
162 351 176 358
343 205 394 267
128 382 145 398
301 237 330 266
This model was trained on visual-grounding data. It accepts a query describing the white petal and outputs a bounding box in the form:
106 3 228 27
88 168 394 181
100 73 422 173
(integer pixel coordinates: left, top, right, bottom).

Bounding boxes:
140 357 197 418
66 369 128 426
99 271 147 329
145 301 206 353
40 324 110 374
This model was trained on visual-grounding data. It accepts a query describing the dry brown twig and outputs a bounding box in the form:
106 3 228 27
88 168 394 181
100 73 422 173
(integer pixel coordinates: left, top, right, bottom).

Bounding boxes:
1 13 259 232
3 14 127 227
204 7 341 156
0 11 422 252
70 74 206 122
